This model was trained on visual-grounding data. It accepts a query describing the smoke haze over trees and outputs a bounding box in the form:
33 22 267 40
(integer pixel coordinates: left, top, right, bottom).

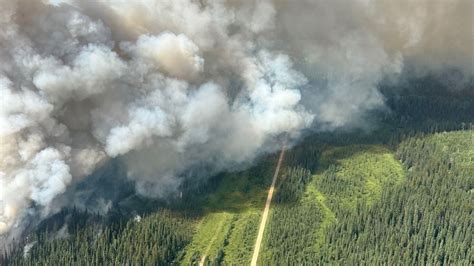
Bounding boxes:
0 0 472 245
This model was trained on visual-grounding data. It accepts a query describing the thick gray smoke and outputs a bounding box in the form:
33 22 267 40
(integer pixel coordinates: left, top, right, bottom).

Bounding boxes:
0 0 472 243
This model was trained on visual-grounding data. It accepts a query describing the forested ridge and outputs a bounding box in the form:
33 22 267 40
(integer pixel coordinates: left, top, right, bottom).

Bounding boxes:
3 210 195 265
2 79 473 265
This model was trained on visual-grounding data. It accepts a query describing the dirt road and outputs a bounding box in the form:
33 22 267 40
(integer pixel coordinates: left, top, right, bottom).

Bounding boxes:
251 146 285 266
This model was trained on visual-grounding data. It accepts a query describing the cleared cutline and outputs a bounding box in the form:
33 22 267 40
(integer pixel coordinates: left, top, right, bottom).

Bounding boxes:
199 216 226 266
251 145 285 266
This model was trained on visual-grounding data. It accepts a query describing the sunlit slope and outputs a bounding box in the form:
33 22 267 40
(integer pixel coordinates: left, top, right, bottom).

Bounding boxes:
315 145 405 209
180 158 276 265
261 130 473 265
260 145 405 264
5 130 472 265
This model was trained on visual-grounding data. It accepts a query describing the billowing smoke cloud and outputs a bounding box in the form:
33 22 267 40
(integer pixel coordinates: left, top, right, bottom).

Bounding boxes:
270 0 473 128
0 0 472 244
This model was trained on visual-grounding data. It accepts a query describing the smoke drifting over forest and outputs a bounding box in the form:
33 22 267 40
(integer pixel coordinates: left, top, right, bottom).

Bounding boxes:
0 0 472 243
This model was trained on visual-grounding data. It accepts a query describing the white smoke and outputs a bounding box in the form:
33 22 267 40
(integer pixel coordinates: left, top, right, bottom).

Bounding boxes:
0 0 472 244
271 0 472 128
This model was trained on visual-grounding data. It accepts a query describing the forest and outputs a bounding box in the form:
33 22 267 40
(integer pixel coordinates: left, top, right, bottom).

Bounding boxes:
2 77 473 265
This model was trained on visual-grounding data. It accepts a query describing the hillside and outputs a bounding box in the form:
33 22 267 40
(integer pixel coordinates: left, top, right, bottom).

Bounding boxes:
1 1 473 265
3 76 474 265
4 127 472 265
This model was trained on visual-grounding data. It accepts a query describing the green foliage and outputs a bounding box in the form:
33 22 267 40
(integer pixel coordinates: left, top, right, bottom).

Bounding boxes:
181 212 234 265
260 145 405 265
5 210 194 265
315 130 474 264
6 131 473 265
199 160 273 212
179 154 280 265
4 77 474 265
222 211 260 265
260 202 323 265
275 166 312 204
316 145 405 212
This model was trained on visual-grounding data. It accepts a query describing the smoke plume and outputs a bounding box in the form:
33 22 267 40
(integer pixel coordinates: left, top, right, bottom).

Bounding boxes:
0 0 472 243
